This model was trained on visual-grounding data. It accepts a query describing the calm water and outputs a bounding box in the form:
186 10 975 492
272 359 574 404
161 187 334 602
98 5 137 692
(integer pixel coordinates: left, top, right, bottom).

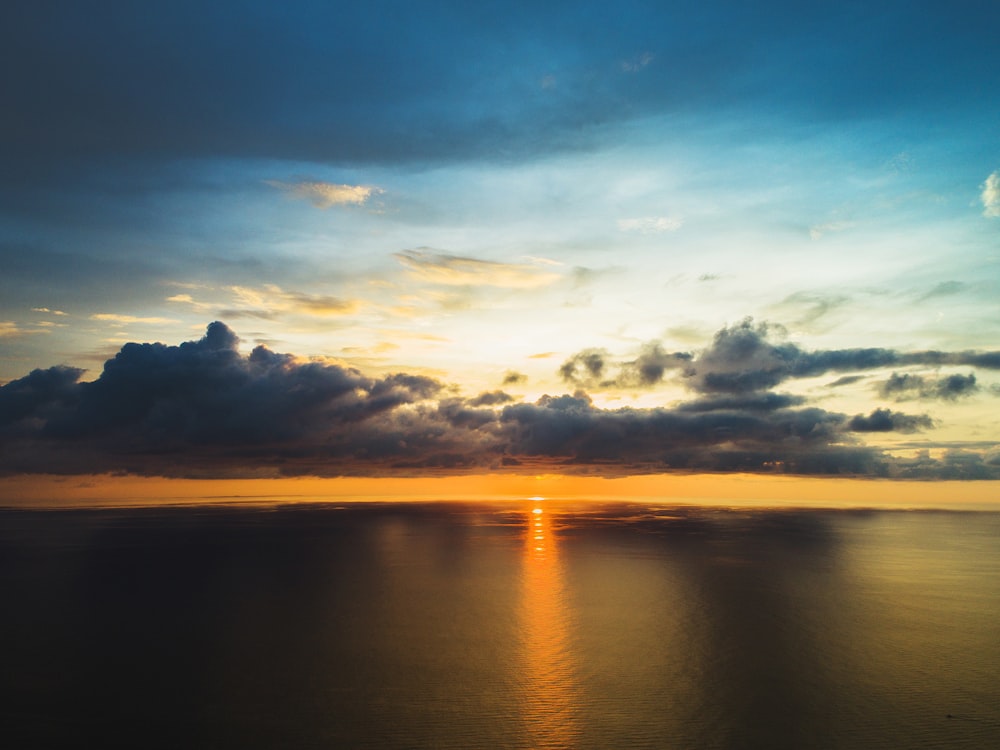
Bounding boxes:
1 501 998 749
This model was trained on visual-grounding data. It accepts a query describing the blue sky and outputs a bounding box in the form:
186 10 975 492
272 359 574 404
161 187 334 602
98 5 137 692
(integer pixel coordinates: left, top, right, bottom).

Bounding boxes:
1 1 999 480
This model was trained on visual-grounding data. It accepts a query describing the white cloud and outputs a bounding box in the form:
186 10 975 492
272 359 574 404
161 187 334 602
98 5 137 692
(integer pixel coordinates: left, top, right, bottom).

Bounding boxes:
617 216 683 234
981 171 1000 218
267 180 382 208
32 307 68 316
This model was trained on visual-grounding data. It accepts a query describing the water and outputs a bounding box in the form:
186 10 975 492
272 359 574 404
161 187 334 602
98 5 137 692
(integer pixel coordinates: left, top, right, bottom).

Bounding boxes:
1 501 998 748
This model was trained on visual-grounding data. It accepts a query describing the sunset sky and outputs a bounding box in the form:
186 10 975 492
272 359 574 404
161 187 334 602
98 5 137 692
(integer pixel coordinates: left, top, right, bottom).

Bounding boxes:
2 1 999 503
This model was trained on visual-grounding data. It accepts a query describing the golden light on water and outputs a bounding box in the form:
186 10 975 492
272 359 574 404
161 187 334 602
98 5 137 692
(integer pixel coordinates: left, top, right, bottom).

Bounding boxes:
519 499 579 747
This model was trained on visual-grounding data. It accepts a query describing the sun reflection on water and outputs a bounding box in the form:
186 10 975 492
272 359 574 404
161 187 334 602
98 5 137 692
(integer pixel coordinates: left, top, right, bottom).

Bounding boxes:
519 498 579 747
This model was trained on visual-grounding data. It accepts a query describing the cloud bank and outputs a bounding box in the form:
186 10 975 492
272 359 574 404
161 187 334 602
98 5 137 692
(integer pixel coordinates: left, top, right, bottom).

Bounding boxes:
3 322 998 480
560 318 1000 395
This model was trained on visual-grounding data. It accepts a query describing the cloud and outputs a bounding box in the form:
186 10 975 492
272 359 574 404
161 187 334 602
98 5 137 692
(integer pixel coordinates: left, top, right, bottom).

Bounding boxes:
467 391 515 407
878 372 978 401
395 249 561 288
1 323 996 480
918 281 966 302
620 342 693 386
0 321 55 338
982 171 1000 218
497 394 890 476
0 365 85 423
503 371 527 385
617 216 683 234
281 291 359 316
31 308 68 316
559 349 608 386
172 285 361 320
847 408 933 433
560 342 691 389
0 323 458 476
267 180 381 208
3 1 998 192
685 318 1000 394
0 322 24 338
165 293 213 312
769 292 849 327
827 375 865 388
91 314 180 325
808 221 853 240
620 52 654 72
557 318 1000 395
676 392 807 413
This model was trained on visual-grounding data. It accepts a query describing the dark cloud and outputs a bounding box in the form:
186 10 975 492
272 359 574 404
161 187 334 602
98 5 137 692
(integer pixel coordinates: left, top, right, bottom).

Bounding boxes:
878 372 978 401
846 408 933 433
502 371 527 386
0 365 84 427
559 349 609 386
4 0 996 187
497 396 888 475
0 323 466 476
561 319 1000 395
676 392 807 413
621 342 693 386
559 342 690 389
467 391 515 407
688 319 910 394
896 449 1000 480
827 375 865 388
2 323 996 480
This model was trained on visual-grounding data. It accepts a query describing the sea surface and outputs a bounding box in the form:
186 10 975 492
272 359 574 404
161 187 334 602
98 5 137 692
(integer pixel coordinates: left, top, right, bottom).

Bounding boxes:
1 500 998 749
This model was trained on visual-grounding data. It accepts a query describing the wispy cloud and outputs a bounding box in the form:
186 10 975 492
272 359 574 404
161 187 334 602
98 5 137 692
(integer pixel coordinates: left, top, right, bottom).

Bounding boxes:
267 180 382 208
809 221 853 240
620 52 654 73
227 285 361 318
31 307 68 316
917 281 966 302
617 216 682 234
395 249 562 288
90 314 179 325
168 286 360 319
0 320 57 338
166 293 213 312
981 171 1000 218
0 321 24 337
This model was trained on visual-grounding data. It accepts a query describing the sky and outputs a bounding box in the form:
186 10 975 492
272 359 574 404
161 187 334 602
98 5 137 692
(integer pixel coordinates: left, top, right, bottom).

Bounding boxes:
2 1 1000 499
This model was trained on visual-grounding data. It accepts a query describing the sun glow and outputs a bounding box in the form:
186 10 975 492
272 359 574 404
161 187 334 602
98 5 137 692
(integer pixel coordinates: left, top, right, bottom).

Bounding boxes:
2 473 999 511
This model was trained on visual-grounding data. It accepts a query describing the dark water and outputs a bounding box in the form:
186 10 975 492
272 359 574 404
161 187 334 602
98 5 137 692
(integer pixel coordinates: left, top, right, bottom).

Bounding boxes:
1 501 999 749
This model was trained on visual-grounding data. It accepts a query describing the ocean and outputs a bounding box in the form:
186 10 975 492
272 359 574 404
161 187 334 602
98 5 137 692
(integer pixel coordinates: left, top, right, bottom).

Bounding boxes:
1 501 998 749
